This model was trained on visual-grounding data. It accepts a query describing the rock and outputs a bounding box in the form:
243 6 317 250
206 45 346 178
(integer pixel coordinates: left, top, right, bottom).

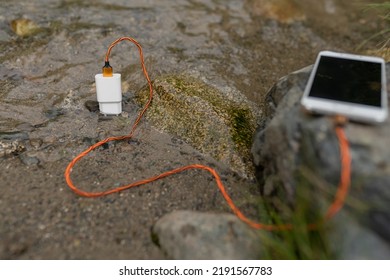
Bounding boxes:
251 64 390 258
246 0 306 24
84 100 99 113
16 123 35 133
136 75 263 178
330 211 390 259
10 18 40 37
0 131 29 141
0 140 25 157
29 139 43 150
44 108 64 120
19 153 40 166
152 211 263 260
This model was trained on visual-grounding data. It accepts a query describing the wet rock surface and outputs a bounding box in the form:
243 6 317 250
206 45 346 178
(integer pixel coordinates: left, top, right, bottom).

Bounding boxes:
0 0 387 259
251 64 390 258
152 210 263 260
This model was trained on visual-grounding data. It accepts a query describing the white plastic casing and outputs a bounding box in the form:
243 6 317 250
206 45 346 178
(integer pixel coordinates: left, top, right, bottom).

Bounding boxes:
95 73 122 115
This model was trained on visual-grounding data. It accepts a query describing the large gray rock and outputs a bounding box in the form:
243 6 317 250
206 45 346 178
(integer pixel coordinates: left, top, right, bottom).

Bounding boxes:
330 210 390 259
251 64 390 258
152 211 263 260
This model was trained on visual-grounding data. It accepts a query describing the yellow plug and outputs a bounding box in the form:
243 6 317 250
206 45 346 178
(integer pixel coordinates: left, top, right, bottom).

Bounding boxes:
102 61 113 77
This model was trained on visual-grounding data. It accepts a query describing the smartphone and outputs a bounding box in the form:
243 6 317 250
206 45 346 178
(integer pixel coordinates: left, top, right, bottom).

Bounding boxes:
301 51 388 123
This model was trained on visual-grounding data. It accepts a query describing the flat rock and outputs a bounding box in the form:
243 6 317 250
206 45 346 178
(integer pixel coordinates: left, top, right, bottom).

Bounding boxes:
152 210 263 260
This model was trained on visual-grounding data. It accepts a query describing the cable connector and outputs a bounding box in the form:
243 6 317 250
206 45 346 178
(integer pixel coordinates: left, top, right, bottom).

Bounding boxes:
95 70 122 115
102 61 113 77
333 115 348 127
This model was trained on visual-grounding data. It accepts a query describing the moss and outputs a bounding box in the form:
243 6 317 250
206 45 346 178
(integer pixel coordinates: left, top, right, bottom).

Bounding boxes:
161 76 256 151
229 106 254 152
136 75 262 177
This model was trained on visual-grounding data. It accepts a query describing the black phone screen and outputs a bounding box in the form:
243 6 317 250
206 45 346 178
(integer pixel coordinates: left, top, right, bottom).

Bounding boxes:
308 56 383 107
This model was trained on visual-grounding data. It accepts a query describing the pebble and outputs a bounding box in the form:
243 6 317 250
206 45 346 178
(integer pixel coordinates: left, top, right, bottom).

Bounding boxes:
44 108 64 120
120 111 129 118
19 154 40 166
10 18 40 37
29 139 43 149
84 100 99 112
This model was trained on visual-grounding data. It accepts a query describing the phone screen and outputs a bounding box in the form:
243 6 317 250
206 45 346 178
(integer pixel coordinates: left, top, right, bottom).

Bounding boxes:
308 56 383 107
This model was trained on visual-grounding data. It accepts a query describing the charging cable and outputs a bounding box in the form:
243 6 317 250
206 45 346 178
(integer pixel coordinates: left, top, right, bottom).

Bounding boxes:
64 37 351 231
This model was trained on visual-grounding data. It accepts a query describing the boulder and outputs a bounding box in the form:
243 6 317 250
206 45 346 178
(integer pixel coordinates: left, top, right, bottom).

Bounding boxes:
152 210 263 260
251 64 390 258
136 75 263 178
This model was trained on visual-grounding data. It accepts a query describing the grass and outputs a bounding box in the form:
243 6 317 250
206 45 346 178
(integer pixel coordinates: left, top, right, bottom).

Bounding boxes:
362 3 389 38
358 2 390 59
256 167 345 260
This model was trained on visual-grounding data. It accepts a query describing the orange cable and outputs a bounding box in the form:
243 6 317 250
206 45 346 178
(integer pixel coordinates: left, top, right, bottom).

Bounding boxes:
64 37 351 231
325 125 351 219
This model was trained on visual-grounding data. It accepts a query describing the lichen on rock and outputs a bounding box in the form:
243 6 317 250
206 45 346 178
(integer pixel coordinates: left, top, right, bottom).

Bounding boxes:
136 75 263 178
